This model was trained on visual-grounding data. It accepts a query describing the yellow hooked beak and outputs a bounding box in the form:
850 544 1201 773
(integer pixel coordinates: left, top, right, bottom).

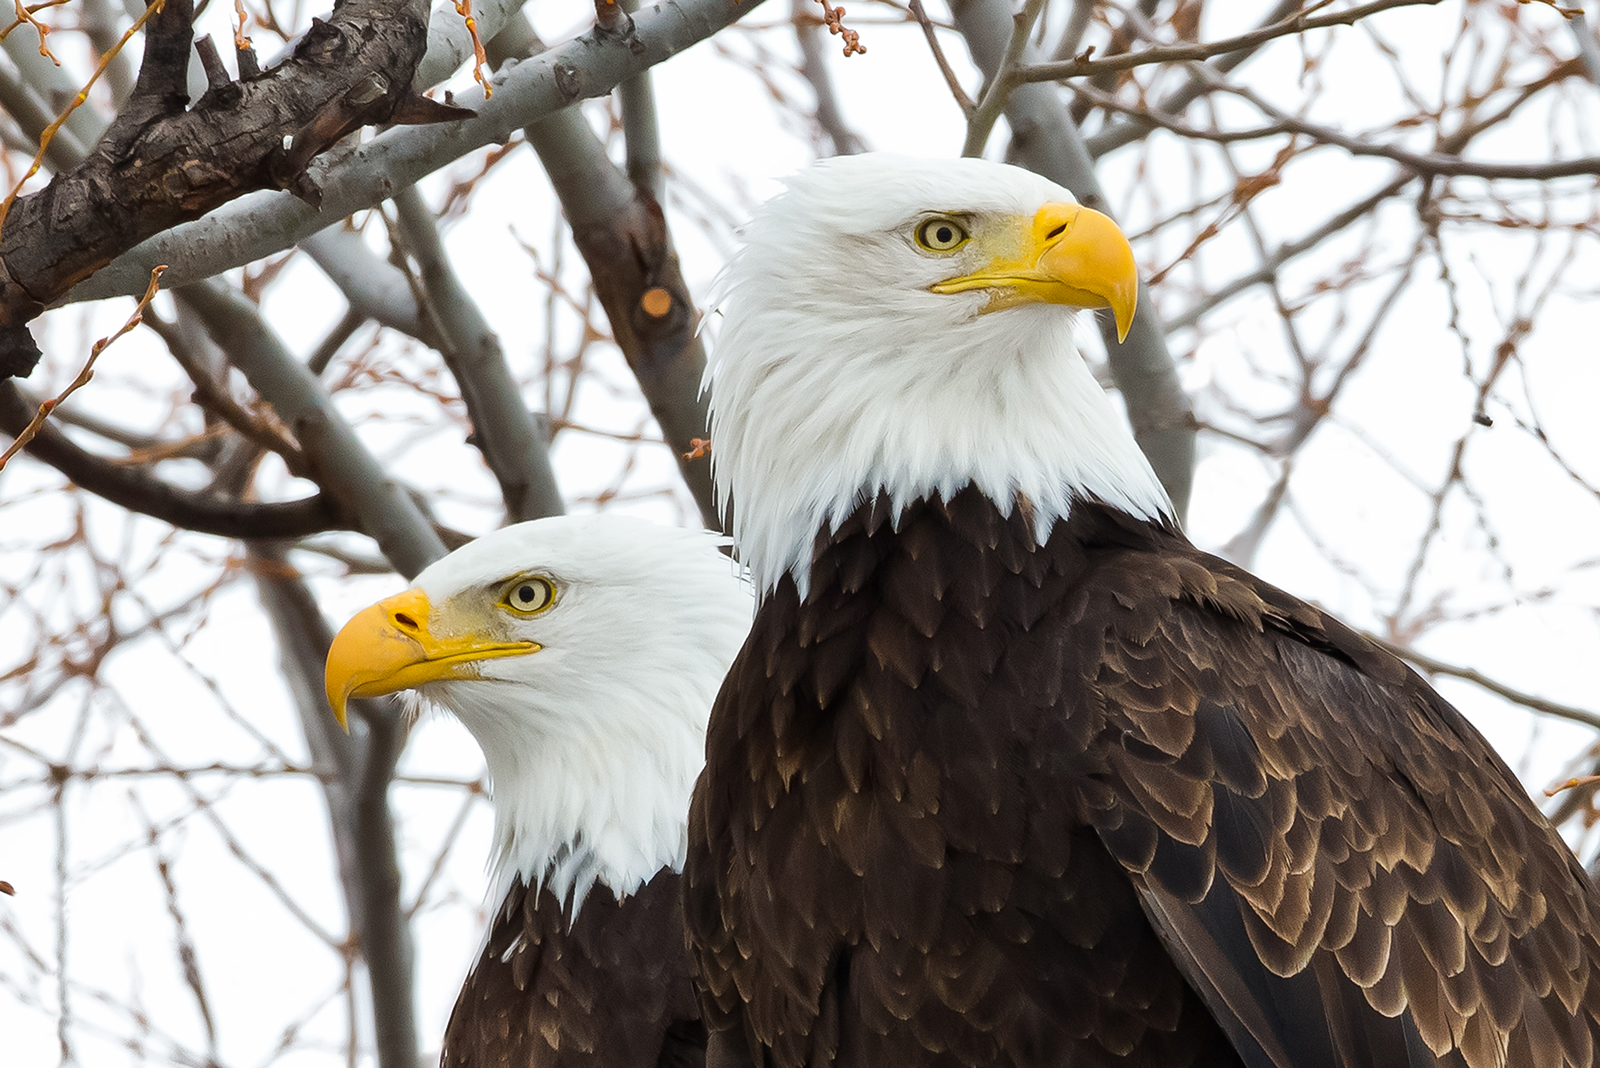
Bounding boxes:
323 587 539 731
929 202 1139 341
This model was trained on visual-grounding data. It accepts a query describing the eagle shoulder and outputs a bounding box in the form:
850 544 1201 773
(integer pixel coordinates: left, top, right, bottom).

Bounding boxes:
1072 516 1600 1068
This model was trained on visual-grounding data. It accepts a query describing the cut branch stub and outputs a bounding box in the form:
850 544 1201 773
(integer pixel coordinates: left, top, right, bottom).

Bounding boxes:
0 0 467 379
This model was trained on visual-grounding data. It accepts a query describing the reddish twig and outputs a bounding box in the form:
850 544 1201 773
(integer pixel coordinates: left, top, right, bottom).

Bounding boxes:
454 0 493 98
0 0 67 60
816 0 864 56
0 265 167 473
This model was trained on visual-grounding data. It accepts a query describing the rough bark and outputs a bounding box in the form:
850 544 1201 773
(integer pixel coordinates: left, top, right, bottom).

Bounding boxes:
0 0 454 378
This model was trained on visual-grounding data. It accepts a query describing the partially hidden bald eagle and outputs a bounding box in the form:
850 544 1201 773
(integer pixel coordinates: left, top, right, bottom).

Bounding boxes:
323 515 752 1068
684 153 1600 1068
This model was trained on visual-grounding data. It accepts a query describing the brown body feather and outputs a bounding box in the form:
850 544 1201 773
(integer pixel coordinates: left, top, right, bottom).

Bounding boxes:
442 868 705 1068
684 488 1600 1068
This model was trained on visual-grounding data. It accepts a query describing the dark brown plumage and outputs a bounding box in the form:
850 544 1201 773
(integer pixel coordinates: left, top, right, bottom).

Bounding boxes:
685 488 1600 1068
442 867 705 1068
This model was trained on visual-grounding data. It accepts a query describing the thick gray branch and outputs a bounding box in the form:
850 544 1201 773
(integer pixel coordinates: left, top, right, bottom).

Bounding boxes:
177 280 447 577
617 0 667 196
415 0 528 89
67 0 771 304
948 0 1195 519
392 186 564 522
249 545 417 1068
524 107 721 529
301 226 428 338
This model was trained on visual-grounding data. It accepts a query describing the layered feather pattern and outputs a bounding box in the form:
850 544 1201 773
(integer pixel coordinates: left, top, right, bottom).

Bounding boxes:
442 869 705 1068
685 489 1600 1068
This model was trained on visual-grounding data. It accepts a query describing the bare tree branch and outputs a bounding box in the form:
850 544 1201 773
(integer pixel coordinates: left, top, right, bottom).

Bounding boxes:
524 107 722 529
1 0 453 378
949 0 1196 518
64 0 774 307
908 0 975 113
1021 0 1444 85
962 0 1047 157
301 226 429 340
1083 0 1303 158
1369 632 1600 732
1206 73 1600 180
1573 12 1600 86
794 0 867 155
613 0 669 195
177 280 446 577
0 380 346 537
414 0 528 90
0 15 110 153
392 185 565 522
0 62 92 170
249 544 419 1068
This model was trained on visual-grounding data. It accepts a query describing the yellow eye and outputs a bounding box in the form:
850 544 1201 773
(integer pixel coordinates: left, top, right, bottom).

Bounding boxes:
916 216 969 253
502 577 555 615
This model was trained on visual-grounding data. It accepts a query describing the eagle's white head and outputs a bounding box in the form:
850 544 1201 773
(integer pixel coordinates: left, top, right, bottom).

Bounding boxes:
705 153 1172 595
324 515 752 909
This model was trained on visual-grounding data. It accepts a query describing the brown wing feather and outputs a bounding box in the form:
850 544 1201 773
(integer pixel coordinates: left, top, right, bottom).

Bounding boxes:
686 491 1245 1068
1065 503 1600 1068
441 868 704 1068
686 488 1600 1068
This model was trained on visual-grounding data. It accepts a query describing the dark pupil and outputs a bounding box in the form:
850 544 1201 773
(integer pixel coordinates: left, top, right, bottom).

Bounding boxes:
935 225 953 244
518 585 536 604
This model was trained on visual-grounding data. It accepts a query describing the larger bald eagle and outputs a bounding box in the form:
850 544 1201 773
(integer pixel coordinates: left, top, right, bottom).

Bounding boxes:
323 515 751 1068
684 154 1600 1068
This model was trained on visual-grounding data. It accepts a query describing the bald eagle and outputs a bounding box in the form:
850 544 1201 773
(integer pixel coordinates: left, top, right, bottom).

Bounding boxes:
684 154 1600 1068
323 515 751 1068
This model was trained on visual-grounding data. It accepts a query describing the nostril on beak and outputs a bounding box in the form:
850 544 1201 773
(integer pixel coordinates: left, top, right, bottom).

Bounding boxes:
1045 223 1068 241
393 612 419 632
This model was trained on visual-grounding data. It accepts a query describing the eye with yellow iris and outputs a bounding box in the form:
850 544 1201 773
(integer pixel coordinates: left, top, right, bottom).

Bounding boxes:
502 576 556 615
915 216 969 253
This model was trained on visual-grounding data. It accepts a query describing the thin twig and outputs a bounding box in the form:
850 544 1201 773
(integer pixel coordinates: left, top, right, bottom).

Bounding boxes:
962 0 1046 156
1019 0 1442 84
908 0 973 112
0 265 165 472
453 0 492 98
0 0 68 57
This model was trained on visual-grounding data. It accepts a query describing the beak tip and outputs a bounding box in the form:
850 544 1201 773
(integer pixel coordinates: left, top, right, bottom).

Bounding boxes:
1115 309 1134 344
326 682 352 733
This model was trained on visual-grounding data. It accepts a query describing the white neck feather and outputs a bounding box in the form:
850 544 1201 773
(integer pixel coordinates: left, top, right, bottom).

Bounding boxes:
429 660 709 912
707 300 1172 596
